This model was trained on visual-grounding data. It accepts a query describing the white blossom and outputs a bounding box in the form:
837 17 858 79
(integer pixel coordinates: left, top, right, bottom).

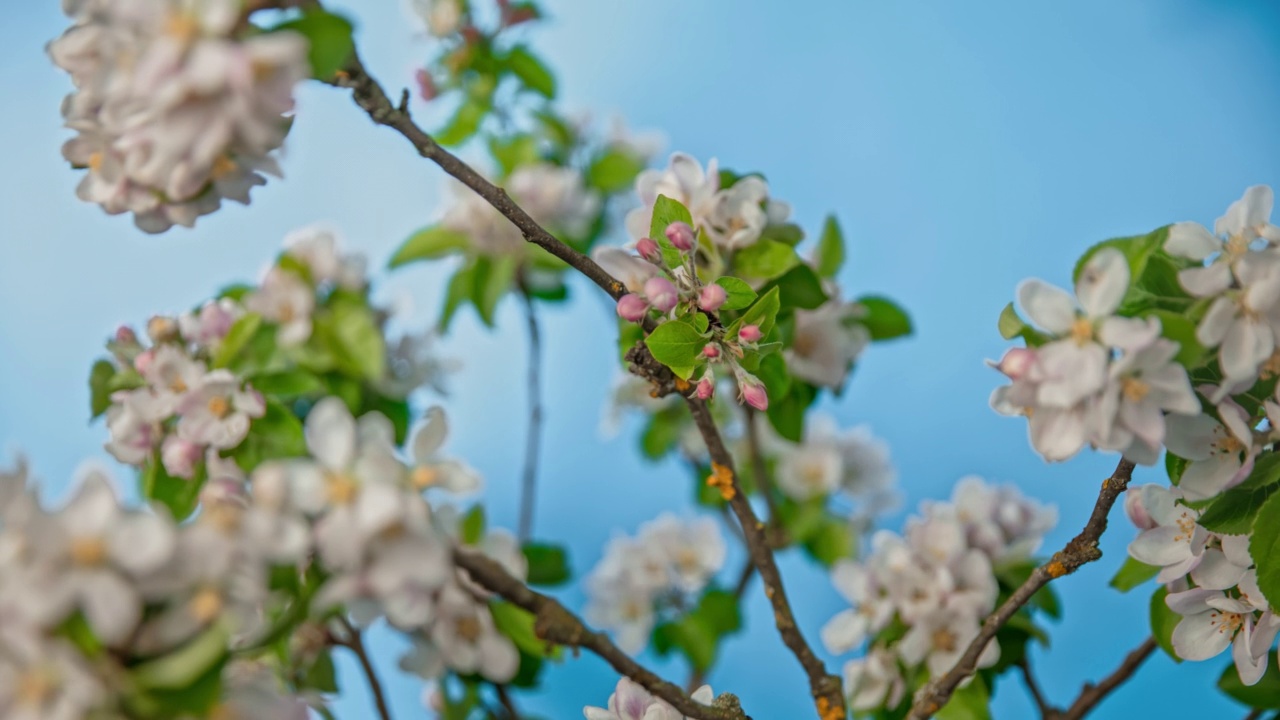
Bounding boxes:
246 267 315 347
583 677 714 720
1126 484 1209 582
408 407 482 494
784 300 871 390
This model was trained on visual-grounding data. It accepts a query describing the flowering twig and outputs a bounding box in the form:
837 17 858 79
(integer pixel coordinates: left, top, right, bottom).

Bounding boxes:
906 458 1137 719
517 286 543 541
495 684 523 719
452 547 748 720
685 400 847 720
332 618 394 720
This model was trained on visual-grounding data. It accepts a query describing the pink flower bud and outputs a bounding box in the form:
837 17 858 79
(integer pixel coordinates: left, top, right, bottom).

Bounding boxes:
741 381 769 411
665 221 695 251
644 277 679 313
616 293 649 323
636 237 662 263
738 324 763 343
699 284 727 312
1124 486 1157 531
696 376 715 400
415 69 438 101
133 349 156 375
994 347 1037 380
161 436 203 480
115 325 139 345
703 343 721 359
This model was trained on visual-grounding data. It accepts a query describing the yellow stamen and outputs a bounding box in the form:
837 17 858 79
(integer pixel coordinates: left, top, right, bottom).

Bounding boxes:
455 616 482 642
189 587 224 623
1070 317 1094 345
16 668 55 707
326 474 358 505
411 466 439 489
88 152 104 172
69 537 107 567
165 14 199 42
932 628 958 652
1121 376 1150 402
207 396 231 419
211 155 238 180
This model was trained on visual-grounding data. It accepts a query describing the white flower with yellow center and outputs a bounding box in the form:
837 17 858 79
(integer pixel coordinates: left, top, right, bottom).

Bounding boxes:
176 371 265 450
1164 400 1255 500
245 268 315 347
1090 335 1200 465
408 407 482 495
1126 483 1210 582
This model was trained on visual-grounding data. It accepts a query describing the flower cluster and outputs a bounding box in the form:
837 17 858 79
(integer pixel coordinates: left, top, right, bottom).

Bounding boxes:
991 247 1201 463
823 477 1056 712
583 677 714 720
0 459 310 719
1127 484 1278 685
625 153 791 251
584 514 727 654
441 163 601 259
49 0 310 232
786 298 872 390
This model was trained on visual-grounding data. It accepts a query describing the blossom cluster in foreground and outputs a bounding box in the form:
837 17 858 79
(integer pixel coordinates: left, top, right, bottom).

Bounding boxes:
823 476 1056 712
584 677 714 720
49 0 309 232
584 514 727 654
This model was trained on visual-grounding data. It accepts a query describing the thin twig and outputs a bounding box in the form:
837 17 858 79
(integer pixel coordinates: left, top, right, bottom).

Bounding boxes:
495 684 523 719
333 618 394 720
1058 636 1157 720
452 546 749 720
1018 659 1055 718
685 400 846 720
906 458 1138 719
1243 709 1264 720
517 288 543 541
733 558 757 599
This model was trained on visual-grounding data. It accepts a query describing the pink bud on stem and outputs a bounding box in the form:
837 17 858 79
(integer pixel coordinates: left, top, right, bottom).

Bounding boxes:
993 347 1037 380
696 375 715 400
665 221 695 251
703 344 721 359
616 294 649 322
738 324 763 343
740 380 769 411
636 237 662 264
643 277 679 313
698 284 727 312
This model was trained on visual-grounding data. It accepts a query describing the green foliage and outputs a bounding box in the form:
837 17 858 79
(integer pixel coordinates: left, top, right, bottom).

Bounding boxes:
389 226 471 267
650 195 694 267
1251 489 1280 605
587 149 645 192
731 286 782 337
1219 661 1280 709
1072 226 1197 317
506 46 556 98
1198 456 1280 535
1166 451 1189 486
1149 309 1209 367
131 623 230 690
856 296 913 341
522 542 571 586
652 588 742 672
490 134 541 178
89 359 115 418
473 256 519 326
141 453 204 522
936 674 991 720
247 369 326 398
714 276 758 311
815 214 845 278
461 505 486 544
1109 557 1160 593
271 10 355 79
302 651 340 694
644 319 706 380
213 313 264 369
437 85 494 147
1150 586 1182 663
491 601 560 659
640 404 689 460
996 302 1049 347
734 239 799 280
762 264 828 312
228 398 307 473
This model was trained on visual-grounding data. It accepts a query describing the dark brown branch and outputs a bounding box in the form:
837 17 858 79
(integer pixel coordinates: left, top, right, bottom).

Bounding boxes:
685 400 846 720
495 684 522 719
453 547 749 720
325 53 626 302
333 618 393 720
907 458 1137 719
517 288 543 541
1018 659 1054 718
1057 637 1157 720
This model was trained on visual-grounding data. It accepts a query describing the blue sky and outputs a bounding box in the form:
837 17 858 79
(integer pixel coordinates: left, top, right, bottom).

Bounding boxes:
3 1 1279 718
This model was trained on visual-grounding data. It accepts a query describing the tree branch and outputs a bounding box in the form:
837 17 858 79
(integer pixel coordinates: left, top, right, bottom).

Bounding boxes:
744 408 786 548
1018 659 1054 718
906 458 1137 719
517 288 543 541
332 618 394 720
1057 636 1157 720
453 547 749 720
325 52 626 302
685 399 846 720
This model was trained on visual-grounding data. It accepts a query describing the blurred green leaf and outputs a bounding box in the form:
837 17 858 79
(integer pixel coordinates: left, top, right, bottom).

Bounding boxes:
734 239 798 280
855 295 912 341
762 264 828 311
522 542 571 586
1109 557 1160 593
650 195 693 267
506 46 556 98
89 359 115 419
1251 490 1280 606
1150 586 1182 663
814 214 844 278
271 10 354 79
389 226 471 268
1219 660 1280 709
213 313 264 369
587 149 645 193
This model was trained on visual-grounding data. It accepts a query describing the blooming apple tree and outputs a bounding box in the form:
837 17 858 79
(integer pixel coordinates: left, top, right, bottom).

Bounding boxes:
17 0 1280 719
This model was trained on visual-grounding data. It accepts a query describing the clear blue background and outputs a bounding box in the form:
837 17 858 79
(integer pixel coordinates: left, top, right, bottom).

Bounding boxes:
2 1 1278 717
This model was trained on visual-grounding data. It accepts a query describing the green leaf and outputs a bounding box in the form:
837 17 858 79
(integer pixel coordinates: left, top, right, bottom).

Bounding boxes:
522 543 571 586
491 601 560 658
389 226 471 268
855 295 913 341
506 46 556 98
246 369 325 398
762 264 828 311
437 97 491 146
461 505 486 545
489 134 540 178
802 518 855 567
327 295 386 382
645 320 706 380
228 398 306 473
132 623 230 689
814 214 844 278
440 263 478 332
733 239 798 279
936 673 991 720
1150 309 1209 368
587 149 645 193
1109 557 1161 593
652 589 742 672
1166 451 1189 486
1150 586 1182 663
997 302 1050 347
1251 489 1280 606
303 651 339 694
650 195 694 267
472 256 518 326
129 658 226 718
714 277 757 311
89 359 115 419
1072 225 1168 287
733 286 782 337
1199 478 1280 536
213 313 264 369
1219 660 1280 709
142 454 204 522
271 10 354 79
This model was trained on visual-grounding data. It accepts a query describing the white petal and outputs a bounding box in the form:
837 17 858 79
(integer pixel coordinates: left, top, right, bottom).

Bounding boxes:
81 570 141 645
821 610 869 655
1017 280 1077 335
305 397 356 470
1172 612 1233 661
1076 247 1130 318
1178 263 1233 298
412 407 448 461
1129 527 1192 567
1197 296 1237 348
1165 221 1221 261
1179 455 1242 500
1190 549 1246 590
